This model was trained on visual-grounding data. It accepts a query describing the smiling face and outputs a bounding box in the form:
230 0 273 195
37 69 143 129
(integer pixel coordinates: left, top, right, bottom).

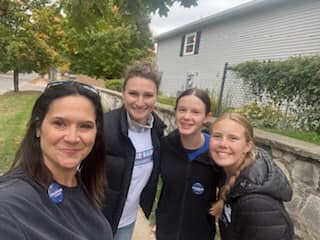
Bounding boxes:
175 95 209 137
209 118 253 175
38 95 97 180
122 76 157 124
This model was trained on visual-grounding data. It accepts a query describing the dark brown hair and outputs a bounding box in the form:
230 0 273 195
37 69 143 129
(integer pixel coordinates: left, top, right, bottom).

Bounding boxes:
175 88 211 114
9 81 106 208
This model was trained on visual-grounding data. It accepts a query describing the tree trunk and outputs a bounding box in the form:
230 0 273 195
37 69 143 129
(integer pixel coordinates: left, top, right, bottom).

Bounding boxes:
48 67 57 82
13 69 19 92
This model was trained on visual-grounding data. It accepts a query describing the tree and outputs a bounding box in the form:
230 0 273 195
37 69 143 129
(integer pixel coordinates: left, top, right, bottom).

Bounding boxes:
65 6 154 79
61 0 198 29
1 0 199 89
0 0 65 91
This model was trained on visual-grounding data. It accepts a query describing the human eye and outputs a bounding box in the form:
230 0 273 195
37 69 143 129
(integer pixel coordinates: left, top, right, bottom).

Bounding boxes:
52 119 66 129
191 109 201 115
79 122 95 129
177 107 187 113
128 91 138 97
211 133 221 139
143 92 155 98
229 135 239 141
78 122 95 132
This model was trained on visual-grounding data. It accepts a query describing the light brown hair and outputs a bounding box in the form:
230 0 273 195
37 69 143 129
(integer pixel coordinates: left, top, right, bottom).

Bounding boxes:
123 61 162 92
210 112 256 217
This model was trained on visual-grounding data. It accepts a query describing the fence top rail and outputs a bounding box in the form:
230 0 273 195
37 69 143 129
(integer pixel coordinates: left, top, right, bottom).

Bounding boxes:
99 87 320 162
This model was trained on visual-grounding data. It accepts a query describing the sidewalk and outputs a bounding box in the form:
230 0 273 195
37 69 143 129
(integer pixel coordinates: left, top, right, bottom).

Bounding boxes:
133 209 155 240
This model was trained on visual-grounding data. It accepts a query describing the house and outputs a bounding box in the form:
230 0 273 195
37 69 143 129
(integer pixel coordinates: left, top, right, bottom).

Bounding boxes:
155 0 320 106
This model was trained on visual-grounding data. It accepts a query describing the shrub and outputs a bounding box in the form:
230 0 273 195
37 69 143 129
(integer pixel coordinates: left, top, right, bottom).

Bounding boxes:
105 79 123 92
234 102 284 128
157 95 176 106
232 56 320 133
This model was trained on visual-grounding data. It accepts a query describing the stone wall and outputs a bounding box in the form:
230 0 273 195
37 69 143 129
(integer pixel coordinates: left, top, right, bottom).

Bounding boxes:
99 88 320 240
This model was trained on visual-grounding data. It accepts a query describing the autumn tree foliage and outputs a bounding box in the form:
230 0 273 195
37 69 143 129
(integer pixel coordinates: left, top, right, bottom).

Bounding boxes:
0 0 199 89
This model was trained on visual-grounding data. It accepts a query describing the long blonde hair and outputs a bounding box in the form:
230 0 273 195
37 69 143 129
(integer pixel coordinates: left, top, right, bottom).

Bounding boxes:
210 113 256 217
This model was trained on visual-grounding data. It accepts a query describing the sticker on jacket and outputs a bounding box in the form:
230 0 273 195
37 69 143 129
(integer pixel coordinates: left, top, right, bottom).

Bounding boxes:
192 182 205 195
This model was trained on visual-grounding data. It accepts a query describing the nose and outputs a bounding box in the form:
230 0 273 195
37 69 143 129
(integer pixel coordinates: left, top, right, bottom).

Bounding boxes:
182 111 192 119
136 96 145 107
218 137 227 147
64 127 80 143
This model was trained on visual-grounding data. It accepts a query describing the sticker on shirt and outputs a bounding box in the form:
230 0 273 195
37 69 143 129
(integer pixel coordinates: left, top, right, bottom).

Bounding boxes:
48 182 63 204
191 182 205 195
221 203 232 225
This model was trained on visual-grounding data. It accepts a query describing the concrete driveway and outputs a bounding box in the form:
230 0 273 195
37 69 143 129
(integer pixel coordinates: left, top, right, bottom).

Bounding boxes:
0 73 41 94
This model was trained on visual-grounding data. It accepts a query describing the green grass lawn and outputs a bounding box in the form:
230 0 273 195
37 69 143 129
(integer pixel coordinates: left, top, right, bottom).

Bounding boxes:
0 91 40 174
261 127 320 145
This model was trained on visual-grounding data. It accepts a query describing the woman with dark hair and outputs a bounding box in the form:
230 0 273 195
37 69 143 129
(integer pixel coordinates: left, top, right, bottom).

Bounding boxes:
209 112 293 240
156 88 220 240
0 81 113 240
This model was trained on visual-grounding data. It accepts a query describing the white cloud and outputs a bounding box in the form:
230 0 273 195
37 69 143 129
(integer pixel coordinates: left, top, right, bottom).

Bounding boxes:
150 0 252 35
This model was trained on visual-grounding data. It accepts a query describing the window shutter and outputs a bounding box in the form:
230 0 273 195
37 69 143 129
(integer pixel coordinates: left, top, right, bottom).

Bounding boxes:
194 31 201 55
180 35 185 56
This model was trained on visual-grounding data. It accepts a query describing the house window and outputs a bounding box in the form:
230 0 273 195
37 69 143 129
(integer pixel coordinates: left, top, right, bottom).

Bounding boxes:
180 31 201 56
184 33 196 55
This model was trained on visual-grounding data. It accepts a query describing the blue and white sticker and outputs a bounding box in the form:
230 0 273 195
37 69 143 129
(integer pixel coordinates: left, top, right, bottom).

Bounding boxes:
191 182 205 195
48 182 63 204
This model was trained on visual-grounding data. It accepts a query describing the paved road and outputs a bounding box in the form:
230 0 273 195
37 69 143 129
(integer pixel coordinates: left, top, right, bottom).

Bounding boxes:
0 73 40 94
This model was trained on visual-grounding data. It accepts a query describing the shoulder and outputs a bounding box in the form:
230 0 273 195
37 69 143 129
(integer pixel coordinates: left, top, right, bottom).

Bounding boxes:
234 193 282 210
103 107 127 141
103 106 124 121
161 129 180 146
0 177 40 203
0 177 43 217
152 111 166 132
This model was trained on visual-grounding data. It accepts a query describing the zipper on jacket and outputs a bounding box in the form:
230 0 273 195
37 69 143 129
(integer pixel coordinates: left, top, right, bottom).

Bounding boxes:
176 161 192 240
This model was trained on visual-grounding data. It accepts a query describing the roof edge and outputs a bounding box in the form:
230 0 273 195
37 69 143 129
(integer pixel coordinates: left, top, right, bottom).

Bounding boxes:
155 0 289 41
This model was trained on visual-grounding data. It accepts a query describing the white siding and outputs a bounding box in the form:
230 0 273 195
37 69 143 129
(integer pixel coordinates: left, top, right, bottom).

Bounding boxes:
156 0 320 106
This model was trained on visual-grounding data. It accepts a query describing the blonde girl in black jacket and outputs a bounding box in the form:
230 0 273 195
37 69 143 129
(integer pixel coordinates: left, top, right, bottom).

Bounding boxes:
209 113 294 240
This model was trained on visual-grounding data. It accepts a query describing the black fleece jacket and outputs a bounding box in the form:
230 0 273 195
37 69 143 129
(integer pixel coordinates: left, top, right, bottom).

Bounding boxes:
156 129 221 240
219 148 294 240
102 106 166 234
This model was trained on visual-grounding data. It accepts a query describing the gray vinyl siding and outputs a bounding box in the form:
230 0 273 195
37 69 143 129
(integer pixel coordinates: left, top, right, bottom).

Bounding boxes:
156 0 320 106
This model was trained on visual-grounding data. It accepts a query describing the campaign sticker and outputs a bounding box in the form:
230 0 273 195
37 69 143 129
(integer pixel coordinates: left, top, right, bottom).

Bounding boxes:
192 182 204 195
48 182 63 204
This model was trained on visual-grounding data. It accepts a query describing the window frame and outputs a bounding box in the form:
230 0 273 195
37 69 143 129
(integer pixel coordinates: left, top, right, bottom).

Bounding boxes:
183 32 197 56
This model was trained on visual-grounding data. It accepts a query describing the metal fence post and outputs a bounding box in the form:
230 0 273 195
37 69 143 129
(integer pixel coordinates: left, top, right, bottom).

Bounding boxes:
217 62 229 116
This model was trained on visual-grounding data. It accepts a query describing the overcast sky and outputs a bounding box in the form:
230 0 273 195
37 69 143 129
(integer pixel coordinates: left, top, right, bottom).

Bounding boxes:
150 0 252 36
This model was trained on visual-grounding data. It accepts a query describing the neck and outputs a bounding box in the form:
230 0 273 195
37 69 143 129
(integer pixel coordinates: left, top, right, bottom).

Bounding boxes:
224 155 246 178
52 170 78 187
180 132 204 150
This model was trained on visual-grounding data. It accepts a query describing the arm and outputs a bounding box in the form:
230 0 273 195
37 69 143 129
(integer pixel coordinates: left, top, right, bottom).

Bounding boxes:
0 208 26 240
232 194 293 240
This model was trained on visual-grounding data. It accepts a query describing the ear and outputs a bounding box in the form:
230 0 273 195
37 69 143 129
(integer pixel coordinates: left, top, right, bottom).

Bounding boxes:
203 112 212 124
244 140 254 154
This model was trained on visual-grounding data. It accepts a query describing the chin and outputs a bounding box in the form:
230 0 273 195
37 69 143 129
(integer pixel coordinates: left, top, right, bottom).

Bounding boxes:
179 131 194 136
